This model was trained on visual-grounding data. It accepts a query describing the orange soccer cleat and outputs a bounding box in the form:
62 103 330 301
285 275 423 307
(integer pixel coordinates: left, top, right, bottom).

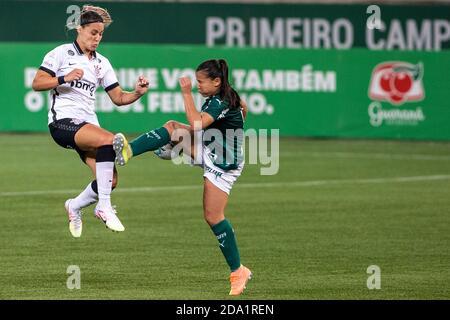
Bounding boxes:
229 265 252 296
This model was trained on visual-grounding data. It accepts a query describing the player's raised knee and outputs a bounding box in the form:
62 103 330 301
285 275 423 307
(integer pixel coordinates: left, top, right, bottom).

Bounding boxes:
163 120 178 134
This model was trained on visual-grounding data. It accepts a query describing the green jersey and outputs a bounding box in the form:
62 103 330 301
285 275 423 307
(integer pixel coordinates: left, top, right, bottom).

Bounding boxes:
201 95 244 171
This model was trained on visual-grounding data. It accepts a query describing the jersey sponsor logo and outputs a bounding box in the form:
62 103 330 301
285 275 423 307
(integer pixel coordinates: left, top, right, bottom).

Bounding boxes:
70 79 96 96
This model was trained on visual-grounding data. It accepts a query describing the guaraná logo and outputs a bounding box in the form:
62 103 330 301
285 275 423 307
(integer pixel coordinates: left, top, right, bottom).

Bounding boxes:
368 61 424 105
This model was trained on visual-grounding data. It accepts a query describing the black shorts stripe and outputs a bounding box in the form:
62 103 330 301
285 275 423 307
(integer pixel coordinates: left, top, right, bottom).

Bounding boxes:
39 66 56 77
105 82 119 92
51 88 59 122
51 94 56 122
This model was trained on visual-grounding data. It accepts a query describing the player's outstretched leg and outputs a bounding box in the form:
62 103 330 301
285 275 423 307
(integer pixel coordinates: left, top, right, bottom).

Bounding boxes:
114 122 191 165
113 127 171 166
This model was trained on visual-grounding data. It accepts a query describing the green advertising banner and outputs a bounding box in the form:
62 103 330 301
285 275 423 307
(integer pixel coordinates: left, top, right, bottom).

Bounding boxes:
1 1 449 51
1 42 449 140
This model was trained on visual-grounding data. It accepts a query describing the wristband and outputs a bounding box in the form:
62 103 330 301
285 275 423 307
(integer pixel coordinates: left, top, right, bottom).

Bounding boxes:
57 76 65 85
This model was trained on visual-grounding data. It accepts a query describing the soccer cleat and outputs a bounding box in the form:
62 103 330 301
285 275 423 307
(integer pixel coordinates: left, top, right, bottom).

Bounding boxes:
65 199 82 238
154 142 178 160
229 265 252 296
94 205 125 232
113 133 132 166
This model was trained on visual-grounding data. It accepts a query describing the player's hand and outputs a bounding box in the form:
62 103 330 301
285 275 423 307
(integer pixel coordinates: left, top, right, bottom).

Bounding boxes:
64 69 84 82
135 76 149 95
179 77 192 94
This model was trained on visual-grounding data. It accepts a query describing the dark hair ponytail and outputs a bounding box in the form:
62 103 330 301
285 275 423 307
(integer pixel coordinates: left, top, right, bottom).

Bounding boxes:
196 59 241 108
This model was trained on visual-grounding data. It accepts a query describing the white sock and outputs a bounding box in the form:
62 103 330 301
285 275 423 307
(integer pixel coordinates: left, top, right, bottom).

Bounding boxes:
96 161 114 209
71 182 98 210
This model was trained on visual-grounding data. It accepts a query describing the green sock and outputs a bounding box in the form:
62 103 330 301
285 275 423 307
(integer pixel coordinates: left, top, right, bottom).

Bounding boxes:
130 127 170 157
211 219 241 272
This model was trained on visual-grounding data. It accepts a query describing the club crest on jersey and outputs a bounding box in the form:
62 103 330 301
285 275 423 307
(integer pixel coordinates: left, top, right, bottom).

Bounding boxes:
94 65 102 77
68 50 75 56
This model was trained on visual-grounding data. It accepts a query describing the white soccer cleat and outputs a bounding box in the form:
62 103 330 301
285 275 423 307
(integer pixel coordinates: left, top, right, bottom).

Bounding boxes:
94 205 125 232
65 199 82 238
154 142 180 160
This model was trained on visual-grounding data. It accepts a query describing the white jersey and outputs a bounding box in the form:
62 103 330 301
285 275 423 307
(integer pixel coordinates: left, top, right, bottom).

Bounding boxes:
39 41 119 125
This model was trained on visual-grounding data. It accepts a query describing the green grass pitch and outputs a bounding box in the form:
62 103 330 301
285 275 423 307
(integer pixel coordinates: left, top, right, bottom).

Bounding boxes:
0 133 449 299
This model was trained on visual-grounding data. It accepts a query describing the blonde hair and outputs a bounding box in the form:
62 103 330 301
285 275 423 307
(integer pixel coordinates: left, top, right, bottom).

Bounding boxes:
81 5 113 27
66 4 113 30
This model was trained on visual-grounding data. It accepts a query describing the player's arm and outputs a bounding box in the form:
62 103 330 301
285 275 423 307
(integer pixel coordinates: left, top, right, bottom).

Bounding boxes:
179 77 214 131
240 99 248 119
32 69 83 91
107 76 149 106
